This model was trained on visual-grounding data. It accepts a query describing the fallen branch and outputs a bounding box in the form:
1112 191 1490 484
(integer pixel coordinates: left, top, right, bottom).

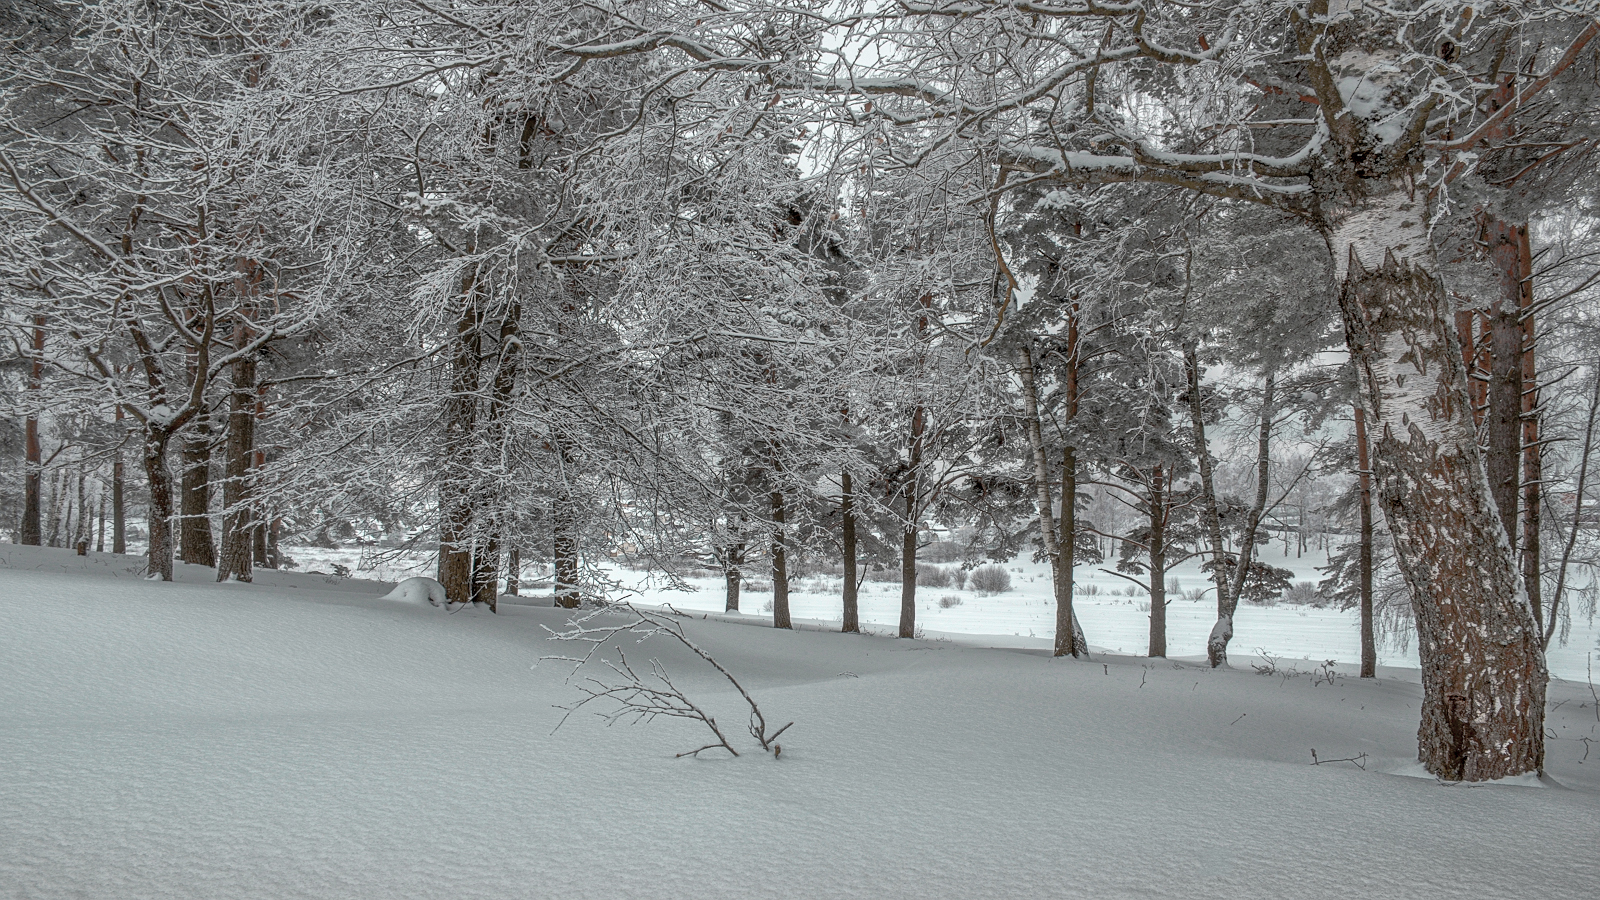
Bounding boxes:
1310 748 1367 770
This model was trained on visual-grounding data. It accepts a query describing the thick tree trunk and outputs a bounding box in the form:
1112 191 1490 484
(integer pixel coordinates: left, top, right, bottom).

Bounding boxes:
112 429 126 554
841 470 859 633
1058 446 1088 657
1329 199 1546 780
20 318 43 546
143 429 176 581
771 489 792 629
1355 406 1377 679
1147 465 1166 659
552 488 580 609
179 419 216 567
216 351 257 582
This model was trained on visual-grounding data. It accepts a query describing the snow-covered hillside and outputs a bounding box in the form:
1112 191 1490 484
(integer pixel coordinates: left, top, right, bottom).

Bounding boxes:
2 546 1596 899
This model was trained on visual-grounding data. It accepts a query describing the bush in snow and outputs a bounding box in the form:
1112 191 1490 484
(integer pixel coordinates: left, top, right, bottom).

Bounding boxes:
967 564 1011 595
938 595 963 609
916 565 951 588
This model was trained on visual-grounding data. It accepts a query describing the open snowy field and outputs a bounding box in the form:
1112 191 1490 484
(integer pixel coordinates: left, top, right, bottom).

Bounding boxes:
2 544 1598 899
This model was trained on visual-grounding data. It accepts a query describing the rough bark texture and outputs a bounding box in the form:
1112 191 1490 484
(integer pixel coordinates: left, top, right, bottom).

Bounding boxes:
1335 228 1547 780
1355 406 1377 679
1058 446 1088 657
841 470 859 633
179 419 216 567
143 430 176 581
216 351 257 583
1147 465 1166 659
771 489 792 630
553 491 580 609
505 547 521 595
112 428 126 554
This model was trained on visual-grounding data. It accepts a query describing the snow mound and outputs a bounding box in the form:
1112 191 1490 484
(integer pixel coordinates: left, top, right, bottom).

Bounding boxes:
379 576 448 607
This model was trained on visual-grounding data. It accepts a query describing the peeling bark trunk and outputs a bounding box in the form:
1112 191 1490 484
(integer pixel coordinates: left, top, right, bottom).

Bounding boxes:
841 470 859 633
1147 465 1166 659
179 419 216 567
553 483 580 609
771 488 791 629
1330 198 1546 780
1355 406 1377 679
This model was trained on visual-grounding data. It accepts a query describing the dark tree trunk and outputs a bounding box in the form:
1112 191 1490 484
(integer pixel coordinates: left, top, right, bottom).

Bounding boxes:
143 429 176 581
1017 343 1087 657
771 489 792 629
251 386 271 570
1057 446 1087 657
179 419 216 567
1331 209 1546 780
95 486 106 553
1355 406 1377 679
552 489 580 609
46 467 62 547
112 424 126 554
74 467 87 549
1147 464 1166 659
216 350 257 582
437 274 483 606
723 538 744 613
899 477 917 639
841 469 859 633
21 318 43 546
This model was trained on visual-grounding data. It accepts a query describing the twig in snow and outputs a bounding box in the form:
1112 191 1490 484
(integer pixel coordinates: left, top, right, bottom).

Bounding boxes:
1230 713 1247 726
542 603 792 758
1310 748 1367 770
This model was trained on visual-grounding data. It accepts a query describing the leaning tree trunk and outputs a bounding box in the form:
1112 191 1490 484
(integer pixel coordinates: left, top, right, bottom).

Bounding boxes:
1207 372 1275 668
841 469 860 633
179 419 216 567
143 428 177 581
1329 197 1546 780
216 350 257 583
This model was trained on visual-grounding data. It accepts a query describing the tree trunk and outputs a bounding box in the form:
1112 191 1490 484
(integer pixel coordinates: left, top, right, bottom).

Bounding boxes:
45 467 62 548
552 486 580 609
1355 406 1377 679
437 276 482 606
179 419 216 567
506 547 521 595
471 537 500 610
20 318 43 546
1148 464 1166 659
841 469 859 633
143 428 176 581
1207 372 1275 668
1017 343 1087 657
74 467 87 550
1185 344 1231 654
112 422 126 554
216 350 257 582
723 538 744 613
1058 446 1088 657
95 486 106 553
1329 200 1546 780
771 489 792 629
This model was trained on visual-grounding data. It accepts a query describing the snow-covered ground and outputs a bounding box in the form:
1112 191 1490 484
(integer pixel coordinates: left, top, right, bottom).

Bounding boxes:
2 544 1597 898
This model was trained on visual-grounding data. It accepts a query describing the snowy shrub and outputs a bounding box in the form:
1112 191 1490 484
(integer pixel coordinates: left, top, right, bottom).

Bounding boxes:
743 578 772 593
1167 575 1182 596
1077 582 1101 596
938 594 963 609
949 568 967 590
867 565 902 583
1281 581 1320 607
917 565 952 588
968 564 1012 595
761 599 774 614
